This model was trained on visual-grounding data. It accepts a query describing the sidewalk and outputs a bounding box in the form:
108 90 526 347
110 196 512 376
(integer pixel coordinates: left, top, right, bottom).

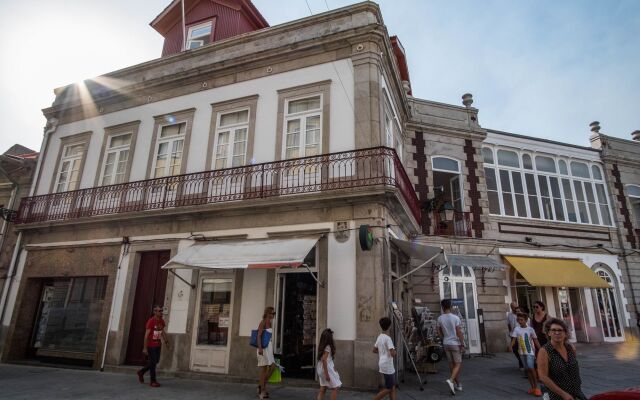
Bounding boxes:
1 342 638 399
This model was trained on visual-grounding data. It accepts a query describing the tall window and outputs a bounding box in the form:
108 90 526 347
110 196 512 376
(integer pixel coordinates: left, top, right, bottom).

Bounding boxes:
186 21 213 50
55 143 85 192
153 122 186 178
100 133 132 186
213 109 248 169
432 156 464 212
483 146 613 226
628 185 640 228
284 95 322 159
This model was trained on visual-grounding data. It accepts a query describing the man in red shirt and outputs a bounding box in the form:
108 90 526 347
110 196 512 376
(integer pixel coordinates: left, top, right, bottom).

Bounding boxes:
137 306 170 387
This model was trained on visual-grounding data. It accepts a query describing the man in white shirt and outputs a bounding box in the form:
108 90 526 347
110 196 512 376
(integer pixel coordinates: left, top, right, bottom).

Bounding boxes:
437 299 466 395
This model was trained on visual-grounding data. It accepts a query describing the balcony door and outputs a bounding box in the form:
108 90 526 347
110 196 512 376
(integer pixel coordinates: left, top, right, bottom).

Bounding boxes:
210 109 249 200
281 95 322 193
148 122 186 207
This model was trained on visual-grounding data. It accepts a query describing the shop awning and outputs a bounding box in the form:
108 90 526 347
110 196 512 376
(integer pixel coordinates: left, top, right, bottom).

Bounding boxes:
503 256 610 288
390 238 446 265
448 255 506 271
390 238 446 281
162 236 320 270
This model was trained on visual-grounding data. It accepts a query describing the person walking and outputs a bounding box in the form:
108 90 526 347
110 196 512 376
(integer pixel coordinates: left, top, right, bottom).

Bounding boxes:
137 305 170 387
257 306 277 400
537 318 587 400
373 317 396 400
437 299 465 395
508 302 524 370
316 328 341 400
509 313 542 396
531 301 549 348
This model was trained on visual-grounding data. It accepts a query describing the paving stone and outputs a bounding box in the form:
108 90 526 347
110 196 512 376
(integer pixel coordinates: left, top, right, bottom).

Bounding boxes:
0 343 637 399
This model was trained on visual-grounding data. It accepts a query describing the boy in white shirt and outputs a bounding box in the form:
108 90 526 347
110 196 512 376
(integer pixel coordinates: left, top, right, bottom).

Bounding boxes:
509 312 542 396
372 317 396 400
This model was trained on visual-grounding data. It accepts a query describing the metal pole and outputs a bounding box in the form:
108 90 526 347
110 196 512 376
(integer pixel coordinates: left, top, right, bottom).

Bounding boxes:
100 243 128 371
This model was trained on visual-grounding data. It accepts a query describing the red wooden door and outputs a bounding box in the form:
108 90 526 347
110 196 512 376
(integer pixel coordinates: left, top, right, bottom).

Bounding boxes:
125 250 170 365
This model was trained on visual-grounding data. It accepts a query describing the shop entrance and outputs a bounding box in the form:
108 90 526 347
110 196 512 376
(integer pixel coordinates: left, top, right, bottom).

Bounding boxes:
29 277 108 366
274 270 317 380
558 288 587 343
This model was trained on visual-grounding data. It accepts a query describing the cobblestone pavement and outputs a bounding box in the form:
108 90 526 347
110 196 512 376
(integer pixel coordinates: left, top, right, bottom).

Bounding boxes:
1 343 638 399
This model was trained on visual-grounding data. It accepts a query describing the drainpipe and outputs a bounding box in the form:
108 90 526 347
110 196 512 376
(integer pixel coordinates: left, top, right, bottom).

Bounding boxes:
0 163 18 271
0 117 58 335
602 156 640 332
0 162 20 336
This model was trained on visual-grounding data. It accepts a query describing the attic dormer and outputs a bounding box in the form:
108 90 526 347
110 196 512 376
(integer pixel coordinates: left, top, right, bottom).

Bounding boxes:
151 0 269 57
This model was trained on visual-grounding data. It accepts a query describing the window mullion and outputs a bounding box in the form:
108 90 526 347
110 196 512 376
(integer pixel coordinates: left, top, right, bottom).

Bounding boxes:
495 167 505 216
533 171 544 220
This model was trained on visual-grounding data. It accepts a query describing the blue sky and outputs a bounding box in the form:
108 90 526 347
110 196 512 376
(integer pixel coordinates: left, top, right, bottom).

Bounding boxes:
0 0 638 154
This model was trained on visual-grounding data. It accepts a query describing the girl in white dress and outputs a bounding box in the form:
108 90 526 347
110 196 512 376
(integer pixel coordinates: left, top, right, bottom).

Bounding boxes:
316 328 341 400
257 306 276 399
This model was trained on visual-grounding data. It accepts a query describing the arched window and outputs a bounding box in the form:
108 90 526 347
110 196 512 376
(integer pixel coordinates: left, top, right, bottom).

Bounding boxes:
432 156 460 173
595 268 623 340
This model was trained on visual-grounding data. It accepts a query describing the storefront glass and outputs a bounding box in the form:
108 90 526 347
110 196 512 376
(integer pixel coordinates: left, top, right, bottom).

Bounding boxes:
196 278 232 346
33 277 107 356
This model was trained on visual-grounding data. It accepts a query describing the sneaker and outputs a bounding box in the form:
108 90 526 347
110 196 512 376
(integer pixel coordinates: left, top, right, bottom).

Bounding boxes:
150 381 161 388
136 370 144 384
533 388 543 397
455 384 463 391
445 379 456 395
527 388 534 394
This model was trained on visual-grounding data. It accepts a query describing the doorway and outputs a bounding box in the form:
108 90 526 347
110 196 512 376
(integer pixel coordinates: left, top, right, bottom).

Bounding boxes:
29 277 107 366
274 270 317 380
557 288 587 343
125 250 170 365
439 265 481 353
190 273 234 373
594 269 624 341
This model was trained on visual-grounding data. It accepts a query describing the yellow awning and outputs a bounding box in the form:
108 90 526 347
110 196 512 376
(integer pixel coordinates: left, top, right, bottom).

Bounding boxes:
504 256 611 288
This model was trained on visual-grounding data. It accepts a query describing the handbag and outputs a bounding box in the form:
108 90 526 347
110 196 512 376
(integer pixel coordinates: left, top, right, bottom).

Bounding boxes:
250 329 272 348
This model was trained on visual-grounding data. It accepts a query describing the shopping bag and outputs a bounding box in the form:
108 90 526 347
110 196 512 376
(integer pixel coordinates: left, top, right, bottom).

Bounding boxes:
250 329 271 348
268 358 282 383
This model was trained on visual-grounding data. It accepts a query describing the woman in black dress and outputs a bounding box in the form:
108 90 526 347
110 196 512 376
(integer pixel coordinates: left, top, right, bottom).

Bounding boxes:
537 318 586 400
531 301 549 347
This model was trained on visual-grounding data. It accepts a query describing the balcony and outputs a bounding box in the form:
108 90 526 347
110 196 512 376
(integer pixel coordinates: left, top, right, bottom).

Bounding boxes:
16 146 420 226
433 210 472 237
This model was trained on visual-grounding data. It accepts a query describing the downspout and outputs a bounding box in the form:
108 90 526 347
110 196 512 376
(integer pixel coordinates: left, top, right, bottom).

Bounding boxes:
0 117 58 332
0 162 20 334
0 162 19 272
603 156 640 331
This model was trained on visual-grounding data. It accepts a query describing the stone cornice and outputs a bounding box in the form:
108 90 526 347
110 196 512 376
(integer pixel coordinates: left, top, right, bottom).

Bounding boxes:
406 122 487 142
44 2 384 122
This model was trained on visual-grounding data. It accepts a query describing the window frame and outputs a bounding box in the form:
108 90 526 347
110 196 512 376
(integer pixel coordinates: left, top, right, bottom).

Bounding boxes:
206 95 258 172
186 20 214 50
50 131 92 193
213 107 250 170
482 145 613 227
275 81 331 161
282 93 323 160
146 109 195 179
94 121 140 187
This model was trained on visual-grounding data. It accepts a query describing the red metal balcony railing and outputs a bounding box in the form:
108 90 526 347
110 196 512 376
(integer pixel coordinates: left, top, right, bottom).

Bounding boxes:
433 210 472 237
16 146 421 225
